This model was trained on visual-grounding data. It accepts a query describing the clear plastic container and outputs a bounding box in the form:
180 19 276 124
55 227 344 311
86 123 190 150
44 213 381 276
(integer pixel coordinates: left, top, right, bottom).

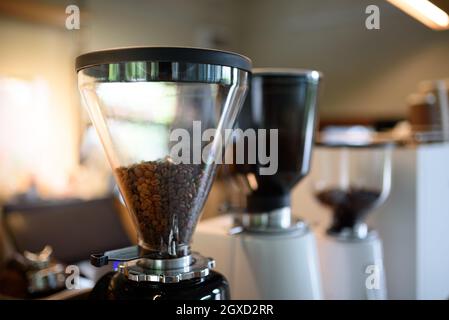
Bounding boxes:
312 143 392 234
234 68 322 213
77 47 250 257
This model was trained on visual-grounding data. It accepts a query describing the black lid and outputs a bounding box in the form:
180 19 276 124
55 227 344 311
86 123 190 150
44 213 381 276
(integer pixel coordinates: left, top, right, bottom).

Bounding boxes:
76 46 252 72
252 68 322 83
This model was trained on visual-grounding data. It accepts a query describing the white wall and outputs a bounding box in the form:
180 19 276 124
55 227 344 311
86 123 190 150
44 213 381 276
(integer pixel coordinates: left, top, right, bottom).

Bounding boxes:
83 0 243 52
237 0 449 120
82 0 449 120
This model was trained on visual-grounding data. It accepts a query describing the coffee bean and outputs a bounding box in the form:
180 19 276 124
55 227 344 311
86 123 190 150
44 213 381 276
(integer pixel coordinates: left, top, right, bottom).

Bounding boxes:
134 167 143 177
116 158 215 257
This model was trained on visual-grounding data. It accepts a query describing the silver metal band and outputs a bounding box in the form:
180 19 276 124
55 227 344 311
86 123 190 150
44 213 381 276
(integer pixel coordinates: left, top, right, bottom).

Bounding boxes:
233 207 309 234
327 223 377 241
119 252 215 283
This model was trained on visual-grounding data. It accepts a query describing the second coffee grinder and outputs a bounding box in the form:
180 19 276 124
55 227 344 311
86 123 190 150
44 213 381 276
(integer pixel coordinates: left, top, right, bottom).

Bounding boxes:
194 68 323 299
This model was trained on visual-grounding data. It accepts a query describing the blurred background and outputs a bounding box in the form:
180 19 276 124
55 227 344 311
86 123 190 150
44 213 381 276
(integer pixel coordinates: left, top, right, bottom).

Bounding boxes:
1 0 448 200
0 0 448 299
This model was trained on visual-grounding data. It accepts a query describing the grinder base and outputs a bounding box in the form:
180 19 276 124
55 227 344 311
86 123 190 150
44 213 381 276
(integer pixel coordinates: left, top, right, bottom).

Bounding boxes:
89 270 229 300
89 246 229 300
194 213 322 299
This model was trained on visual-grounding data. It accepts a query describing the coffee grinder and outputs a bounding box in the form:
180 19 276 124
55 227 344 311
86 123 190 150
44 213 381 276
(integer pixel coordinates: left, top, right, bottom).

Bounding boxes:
194 69 323 299
311 140 392 299
76 47 251 299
